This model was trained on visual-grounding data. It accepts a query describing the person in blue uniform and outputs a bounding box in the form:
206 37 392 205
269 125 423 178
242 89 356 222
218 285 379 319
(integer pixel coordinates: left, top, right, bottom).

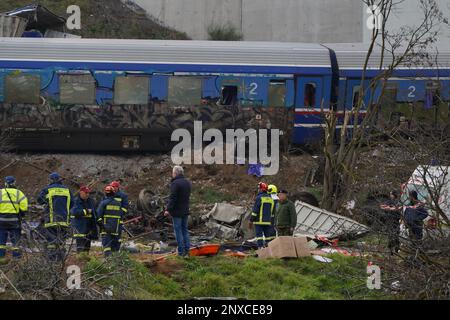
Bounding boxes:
0 176 28 259
249 182 276 249
97 185 123 257
70 186 98 253
37 172 73 261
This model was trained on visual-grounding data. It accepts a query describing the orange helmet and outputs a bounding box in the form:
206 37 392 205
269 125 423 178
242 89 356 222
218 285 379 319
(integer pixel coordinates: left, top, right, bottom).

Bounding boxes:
258 182 268 192
104 185 115 194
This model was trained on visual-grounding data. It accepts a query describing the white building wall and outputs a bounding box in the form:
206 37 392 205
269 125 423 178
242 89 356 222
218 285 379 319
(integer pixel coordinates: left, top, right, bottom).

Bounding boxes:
131 0 450 44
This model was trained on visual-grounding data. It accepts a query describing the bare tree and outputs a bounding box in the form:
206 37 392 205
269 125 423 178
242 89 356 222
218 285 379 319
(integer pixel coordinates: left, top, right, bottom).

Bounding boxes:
322 0 446 212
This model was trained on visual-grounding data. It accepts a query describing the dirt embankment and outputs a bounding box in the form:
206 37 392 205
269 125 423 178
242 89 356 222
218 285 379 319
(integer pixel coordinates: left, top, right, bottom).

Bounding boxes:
0 153 319 215
0 0 189 40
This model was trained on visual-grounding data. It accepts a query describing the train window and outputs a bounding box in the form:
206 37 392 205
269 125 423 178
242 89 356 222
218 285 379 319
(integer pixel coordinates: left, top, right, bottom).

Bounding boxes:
60 74 96 104
304 83 316 107
352 86 361 108
168 76 202 106
5 74 40 104
220 86 238 106
268 80 286 107
114 76 150 105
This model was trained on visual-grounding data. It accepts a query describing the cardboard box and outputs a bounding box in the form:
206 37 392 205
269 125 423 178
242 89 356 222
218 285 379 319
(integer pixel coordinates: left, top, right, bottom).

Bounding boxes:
256 247 272 259
293 236 310 257
268 236 298 258
257 236 311 259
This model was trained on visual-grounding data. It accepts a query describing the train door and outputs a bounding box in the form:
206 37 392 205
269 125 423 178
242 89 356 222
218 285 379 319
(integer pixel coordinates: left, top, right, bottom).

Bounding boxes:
293 76 325 144
296 77 324 110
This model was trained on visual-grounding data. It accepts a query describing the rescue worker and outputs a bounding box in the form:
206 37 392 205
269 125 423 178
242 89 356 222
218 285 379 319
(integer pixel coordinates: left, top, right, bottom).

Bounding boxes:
268 184 279 208
404 190 428 243
268 184 279 226
379 190 402 255
97 185 123 257
0 176 28 259
37 172 73 261
110 181 129 216
70 186 98 253
275 189 297 236
249 182 276 249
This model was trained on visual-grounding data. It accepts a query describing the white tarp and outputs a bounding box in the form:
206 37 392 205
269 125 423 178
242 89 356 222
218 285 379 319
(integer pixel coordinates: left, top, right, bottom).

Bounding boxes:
404 166 450 219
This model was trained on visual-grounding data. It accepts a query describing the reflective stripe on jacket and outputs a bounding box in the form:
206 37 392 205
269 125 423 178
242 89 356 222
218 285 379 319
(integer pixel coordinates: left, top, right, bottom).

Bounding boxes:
115 191 129 214
251 192 275 225
0 188 28 226
38 183 72 228
97 197 123 236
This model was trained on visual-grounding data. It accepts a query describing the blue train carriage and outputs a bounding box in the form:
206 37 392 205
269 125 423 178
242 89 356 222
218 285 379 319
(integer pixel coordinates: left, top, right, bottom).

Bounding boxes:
0 38 331 152
324 43 450 132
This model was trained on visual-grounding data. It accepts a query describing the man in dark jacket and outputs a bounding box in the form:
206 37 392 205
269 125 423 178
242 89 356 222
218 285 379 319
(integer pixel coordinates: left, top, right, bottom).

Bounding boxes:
379 190 402 255
37 172 73 261
164 166 191 256
404 190 428 243
275 189 297 236
70 186 98 253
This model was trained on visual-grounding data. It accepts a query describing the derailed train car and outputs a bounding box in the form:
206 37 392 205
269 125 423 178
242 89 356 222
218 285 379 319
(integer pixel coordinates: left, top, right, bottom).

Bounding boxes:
0 38 449 152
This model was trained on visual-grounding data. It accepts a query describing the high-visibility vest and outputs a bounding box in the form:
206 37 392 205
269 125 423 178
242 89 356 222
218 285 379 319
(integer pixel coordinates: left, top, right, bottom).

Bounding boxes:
251 194 275 225
0 188 28 225
45 187 71 228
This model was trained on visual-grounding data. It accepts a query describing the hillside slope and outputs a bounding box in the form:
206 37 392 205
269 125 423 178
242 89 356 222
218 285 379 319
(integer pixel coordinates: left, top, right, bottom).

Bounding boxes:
0 0 189 39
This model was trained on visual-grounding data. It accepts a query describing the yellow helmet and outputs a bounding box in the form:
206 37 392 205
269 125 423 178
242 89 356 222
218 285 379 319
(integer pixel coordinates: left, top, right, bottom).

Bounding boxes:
268 184 278 194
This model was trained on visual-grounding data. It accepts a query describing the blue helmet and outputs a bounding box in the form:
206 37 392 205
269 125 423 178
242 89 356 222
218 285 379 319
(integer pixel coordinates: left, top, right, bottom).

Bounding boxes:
5 176 16 185
49 172 61 182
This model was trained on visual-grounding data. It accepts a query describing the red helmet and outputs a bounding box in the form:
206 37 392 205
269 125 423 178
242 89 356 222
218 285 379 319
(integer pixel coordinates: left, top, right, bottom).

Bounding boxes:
110 181 121 189
258 182 268 192
79 186 91 193
104 185 115 194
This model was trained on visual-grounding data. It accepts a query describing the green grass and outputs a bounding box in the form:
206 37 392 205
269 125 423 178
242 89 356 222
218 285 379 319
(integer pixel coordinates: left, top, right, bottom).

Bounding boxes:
305 186 323 203
83 253 390 300
207 23 242 41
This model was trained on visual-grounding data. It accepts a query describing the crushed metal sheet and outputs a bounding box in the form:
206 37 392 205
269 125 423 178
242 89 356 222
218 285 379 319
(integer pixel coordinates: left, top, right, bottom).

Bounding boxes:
203 203 246 225
294 201 369 239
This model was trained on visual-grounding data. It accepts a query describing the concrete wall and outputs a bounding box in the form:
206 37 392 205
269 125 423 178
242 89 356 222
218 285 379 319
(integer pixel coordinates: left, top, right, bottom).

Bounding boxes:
242 0 362 43
131 0 363 42
131 0 449 44
131 0 243 40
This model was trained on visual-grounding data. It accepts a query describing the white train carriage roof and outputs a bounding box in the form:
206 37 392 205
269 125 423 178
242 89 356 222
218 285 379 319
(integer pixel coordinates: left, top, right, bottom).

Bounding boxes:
324 42 450 70
0 38 332 68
